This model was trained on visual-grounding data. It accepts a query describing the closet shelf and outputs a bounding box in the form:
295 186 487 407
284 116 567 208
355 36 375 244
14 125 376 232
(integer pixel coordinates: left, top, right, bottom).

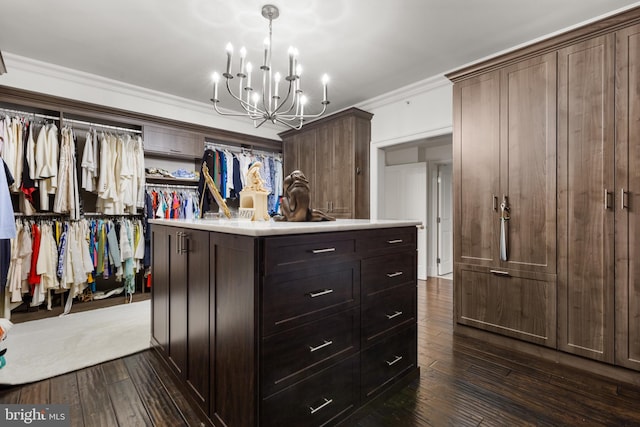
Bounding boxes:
145 175 199 186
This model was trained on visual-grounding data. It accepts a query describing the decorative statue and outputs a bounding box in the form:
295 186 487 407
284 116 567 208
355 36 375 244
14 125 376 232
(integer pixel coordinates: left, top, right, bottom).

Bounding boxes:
240 161 270 221
276 170 335 222
245 161 269 193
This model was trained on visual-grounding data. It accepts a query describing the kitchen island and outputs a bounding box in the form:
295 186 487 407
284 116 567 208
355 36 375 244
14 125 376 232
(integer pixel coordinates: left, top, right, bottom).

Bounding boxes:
149 218 420 426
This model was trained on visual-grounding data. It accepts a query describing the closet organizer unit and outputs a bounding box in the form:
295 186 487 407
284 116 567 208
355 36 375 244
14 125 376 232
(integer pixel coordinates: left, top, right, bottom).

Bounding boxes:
0 103 148 318
447 6 640 382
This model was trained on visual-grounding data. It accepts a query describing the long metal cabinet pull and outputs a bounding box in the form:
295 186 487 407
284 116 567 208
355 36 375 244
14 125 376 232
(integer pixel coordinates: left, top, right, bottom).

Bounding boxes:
621 188 629 210
311 248 336 254
490 270 510 276
309 340 333 352
309 289 334 298
386 272 403 278
386 355 403 366
499 196 510 261
493 194 498 211
176 232 182 254
387 239 403 244
309 398 333 414
604 189 611 210
386 311 403 320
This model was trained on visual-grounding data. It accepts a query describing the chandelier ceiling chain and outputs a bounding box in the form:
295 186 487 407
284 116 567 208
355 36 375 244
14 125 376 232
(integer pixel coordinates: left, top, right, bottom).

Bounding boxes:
210 4 329 130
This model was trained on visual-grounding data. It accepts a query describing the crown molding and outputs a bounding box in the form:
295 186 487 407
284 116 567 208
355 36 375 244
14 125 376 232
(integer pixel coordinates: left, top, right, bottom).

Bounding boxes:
355 74 451 112
2 52 281 135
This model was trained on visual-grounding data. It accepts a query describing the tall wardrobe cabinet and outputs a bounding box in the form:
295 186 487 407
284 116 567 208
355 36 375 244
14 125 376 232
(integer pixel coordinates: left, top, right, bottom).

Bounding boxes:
449 7 640 376
453 52 557 348
280 108 373 219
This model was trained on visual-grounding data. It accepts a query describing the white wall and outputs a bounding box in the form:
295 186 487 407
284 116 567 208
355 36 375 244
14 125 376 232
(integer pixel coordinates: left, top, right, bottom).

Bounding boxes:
357 75 453 220
0 53 281 141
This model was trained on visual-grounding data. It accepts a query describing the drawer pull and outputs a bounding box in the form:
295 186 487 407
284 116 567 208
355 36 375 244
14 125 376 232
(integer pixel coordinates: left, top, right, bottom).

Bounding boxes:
386 355 403 366
309 398 333 415
309 340 333 353
489 270 510 276
309 289 334 298
387 239 403 244
386 271 404 278
311 247 336 254
386 311 403 320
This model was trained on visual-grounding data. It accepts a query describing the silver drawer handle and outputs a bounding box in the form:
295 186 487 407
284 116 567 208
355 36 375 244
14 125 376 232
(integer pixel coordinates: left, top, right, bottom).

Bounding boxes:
309 340 333 353
311 247 336 254
386 311 403 320
386 271 403 278
309 289 334 298
387 239 403 244
386 355 403 366
309 398 333 415
489 270 510 276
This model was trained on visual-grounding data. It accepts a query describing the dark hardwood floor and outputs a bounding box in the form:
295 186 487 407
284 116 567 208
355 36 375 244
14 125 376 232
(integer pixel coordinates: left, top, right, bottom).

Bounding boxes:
2 278 640 426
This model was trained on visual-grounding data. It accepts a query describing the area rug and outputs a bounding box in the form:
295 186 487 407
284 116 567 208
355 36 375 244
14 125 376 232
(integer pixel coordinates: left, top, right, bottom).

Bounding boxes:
0 300 150 385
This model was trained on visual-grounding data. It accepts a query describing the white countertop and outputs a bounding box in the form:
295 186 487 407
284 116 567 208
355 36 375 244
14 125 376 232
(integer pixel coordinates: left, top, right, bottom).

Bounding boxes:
148 218 421 237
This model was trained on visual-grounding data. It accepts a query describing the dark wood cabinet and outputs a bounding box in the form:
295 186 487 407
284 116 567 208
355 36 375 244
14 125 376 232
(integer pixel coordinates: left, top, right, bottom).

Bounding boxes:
280 108 373 219
448 6 640 376
150 223 418 426
557 34 616 363
615 23 640 371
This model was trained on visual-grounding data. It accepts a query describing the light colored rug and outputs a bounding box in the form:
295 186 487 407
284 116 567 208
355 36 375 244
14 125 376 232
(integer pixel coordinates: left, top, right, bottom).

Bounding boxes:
0 300 151 385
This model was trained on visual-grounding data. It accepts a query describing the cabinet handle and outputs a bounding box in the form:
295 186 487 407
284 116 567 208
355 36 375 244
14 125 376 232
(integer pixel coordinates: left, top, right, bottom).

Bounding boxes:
493 194 498 211
309 340 333 353
490 270 510 276
387 239 403 244
309 289 334 298
621 188 629 210
311 247 336 254
604 189 612 210
175 232 182 254
386 355 403 366
309 398 333 415
386 311 403 320
169 148 182 153
386 271 404 278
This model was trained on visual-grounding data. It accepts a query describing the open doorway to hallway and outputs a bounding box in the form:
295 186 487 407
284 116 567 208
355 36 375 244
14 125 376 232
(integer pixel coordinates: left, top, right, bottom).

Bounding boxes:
380 134 452 279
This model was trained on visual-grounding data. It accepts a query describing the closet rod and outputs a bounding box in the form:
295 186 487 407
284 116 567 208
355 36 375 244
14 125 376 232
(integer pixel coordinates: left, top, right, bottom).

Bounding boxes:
204 141 281 158
83 212 143 217
1 108 60 121
64 118 143 134
145 183 199 190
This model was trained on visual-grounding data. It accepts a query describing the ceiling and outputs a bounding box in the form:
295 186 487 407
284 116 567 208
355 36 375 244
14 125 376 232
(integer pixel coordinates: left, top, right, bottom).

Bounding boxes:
1 0 639 116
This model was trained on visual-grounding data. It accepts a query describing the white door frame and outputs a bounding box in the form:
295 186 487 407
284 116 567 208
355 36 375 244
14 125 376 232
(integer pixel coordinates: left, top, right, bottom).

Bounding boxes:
436 162 453 275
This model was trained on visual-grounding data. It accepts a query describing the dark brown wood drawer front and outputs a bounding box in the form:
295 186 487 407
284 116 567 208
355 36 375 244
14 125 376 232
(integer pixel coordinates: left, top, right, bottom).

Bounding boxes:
263 261 360 336
262 308 359 397
362 285 416 346
261 355 358 427
361 325 417 401
357 227 417 256
264 232 357 274
361 252 416 297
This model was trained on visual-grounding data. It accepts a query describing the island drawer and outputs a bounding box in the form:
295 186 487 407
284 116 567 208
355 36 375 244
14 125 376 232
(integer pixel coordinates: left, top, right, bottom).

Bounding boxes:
356 227 417 256
361 325 417 401
361 252 416 297
262 308 359 397
362 284 416 346
264 232 357 274
261 355 358 427
263 260 360 336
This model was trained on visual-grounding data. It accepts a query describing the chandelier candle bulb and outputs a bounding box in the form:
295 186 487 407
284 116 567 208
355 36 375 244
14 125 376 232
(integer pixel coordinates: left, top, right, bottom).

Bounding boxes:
274 72 281 98
246 62 253 90
225 43 233 76
212 72 220 101
322 74 329 103
296 64 302 93
288 46 295 77
239 47 247 76
263 38 270 68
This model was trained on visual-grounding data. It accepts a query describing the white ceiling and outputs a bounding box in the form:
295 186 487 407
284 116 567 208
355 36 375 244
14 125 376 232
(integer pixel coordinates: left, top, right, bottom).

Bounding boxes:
1 0 639 115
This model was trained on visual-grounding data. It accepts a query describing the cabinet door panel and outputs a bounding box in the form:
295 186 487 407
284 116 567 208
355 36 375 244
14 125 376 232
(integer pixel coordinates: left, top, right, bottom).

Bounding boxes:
615 24 640 370
151 226 169 352
332 117 354 216
186 230 210 409
500 53 556 273
453 71 500 266
168 230 188 377
315 127 333 212
456 265 556 347
558 34 615 363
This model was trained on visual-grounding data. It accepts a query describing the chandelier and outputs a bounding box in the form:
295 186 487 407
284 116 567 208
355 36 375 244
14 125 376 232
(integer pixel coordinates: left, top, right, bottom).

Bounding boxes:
210 4 329 130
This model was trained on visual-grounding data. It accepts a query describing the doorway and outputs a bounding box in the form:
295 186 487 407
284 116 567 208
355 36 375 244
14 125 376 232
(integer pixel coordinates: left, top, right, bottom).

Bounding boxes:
436 163 453 276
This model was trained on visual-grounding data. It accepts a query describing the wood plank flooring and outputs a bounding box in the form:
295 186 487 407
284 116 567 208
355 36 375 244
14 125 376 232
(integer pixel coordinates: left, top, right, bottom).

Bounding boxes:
2 278 640 426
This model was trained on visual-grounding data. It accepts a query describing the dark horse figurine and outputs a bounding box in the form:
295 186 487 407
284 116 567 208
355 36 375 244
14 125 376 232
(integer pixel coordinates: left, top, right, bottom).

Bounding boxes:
275 170 335 222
